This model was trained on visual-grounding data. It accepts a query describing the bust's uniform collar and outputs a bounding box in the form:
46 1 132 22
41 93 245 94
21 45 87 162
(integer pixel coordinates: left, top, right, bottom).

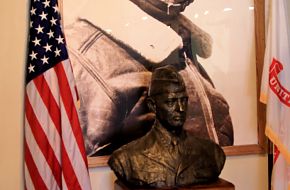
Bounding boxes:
153 121 186 148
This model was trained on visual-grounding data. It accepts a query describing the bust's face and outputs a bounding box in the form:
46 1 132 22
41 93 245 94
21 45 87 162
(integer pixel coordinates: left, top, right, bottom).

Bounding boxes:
154 90 188 133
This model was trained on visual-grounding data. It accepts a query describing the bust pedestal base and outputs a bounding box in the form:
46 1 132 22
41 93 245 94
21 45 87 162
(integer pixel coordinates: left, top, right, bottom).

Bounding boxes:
114 178 235 190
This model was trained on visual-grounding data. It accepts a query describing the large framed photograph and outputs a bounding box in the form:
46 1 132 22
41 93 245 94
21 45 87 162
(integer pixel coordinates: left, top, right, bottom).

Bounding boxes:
62 0 266 167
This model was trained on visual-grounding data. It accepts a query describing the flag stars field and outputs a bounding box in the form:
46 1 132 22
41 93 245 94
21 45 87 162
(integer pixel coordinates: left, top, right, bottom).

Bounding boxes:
35 25 44 34
30 7 36 15
41 55 49 64
29 51 37 60
32 37 41 46
54 48 61 57
47 30 54 38
50 17 57 26
43 43 52 52
42 0 50 8
56 35 64 44
53 5 59 13
39 11 48 20
26 0 68 82
28 64 35 73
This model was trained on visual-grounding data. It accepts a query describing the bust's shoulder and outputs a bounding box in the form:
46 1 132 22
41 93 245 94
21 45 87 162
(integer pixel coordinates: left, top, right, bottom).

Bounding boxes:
111 129 157 157
184 134 224 155
108 129 157 179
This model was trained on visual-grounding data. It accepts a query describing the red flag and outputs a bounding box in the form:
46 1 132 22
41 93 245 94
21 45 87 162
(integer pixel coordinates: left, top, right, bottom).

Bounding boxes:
260 0 290 189
24 0 91 189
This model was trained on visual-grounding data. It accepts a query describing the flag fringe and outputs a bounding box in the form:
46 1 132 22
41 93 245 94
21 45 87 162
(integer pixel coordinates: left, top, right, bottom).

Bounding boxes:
260 92 268 104
265 125 290 165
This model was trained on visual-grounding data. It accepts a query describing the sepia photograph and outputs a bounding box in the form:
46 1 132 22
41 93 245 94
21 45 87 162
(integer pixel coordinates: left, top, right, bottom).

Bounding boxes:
62 0 265 165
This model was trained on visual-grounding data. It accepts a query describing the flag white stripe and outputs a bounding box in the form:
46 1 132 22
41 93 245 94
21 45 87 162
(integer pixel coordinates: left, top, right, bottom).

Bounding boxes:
25 117 60 190
43 68 60 107
59 99 91 190
26 82 61 163
24 163 35 190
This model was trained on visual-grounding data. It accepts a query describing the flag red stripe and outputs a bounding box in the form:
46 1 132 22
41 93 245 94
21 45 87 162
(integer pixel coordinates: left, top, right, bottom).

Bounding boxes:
61 60 78 103
61 142 82 190
54 62 87 163
24 162 35 190
25 93 62 188
24 140 48 190
33 75 62 135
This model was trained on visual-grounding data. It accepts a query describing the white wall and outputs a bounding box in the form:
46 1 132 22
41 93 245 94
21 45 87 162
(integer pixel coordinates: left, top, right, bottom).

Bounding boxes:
0 0 27 189
0 0 274 189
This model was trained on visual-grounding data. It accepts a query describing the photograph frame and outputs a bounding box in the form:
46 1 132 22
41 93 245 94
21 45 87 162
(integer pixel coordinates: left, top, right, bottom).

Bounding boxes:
61 0 267 168
87 0 267 167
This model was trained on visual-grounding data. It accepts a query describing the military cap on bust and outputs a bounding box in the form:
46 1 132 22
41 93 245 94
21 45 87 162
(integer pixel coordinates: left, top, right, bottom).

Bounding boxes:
148 65 187 96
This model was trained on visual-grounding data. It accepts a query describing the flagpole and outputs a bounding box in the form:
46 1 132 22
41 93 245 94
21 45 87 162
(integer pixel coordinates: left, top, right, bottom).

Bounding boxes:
264 1 273 189
268 141 273 190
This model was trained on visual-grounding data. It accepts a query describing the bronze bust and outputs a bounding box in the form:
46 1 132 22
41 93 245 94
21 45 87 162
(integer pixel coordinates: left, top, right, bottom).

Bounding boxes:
108 65 225 188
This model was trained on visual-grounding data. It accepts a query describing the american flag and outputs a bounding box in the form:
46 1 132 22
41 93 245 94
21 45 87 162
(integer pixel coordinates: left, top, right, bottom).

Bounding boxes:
24 0 91 189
